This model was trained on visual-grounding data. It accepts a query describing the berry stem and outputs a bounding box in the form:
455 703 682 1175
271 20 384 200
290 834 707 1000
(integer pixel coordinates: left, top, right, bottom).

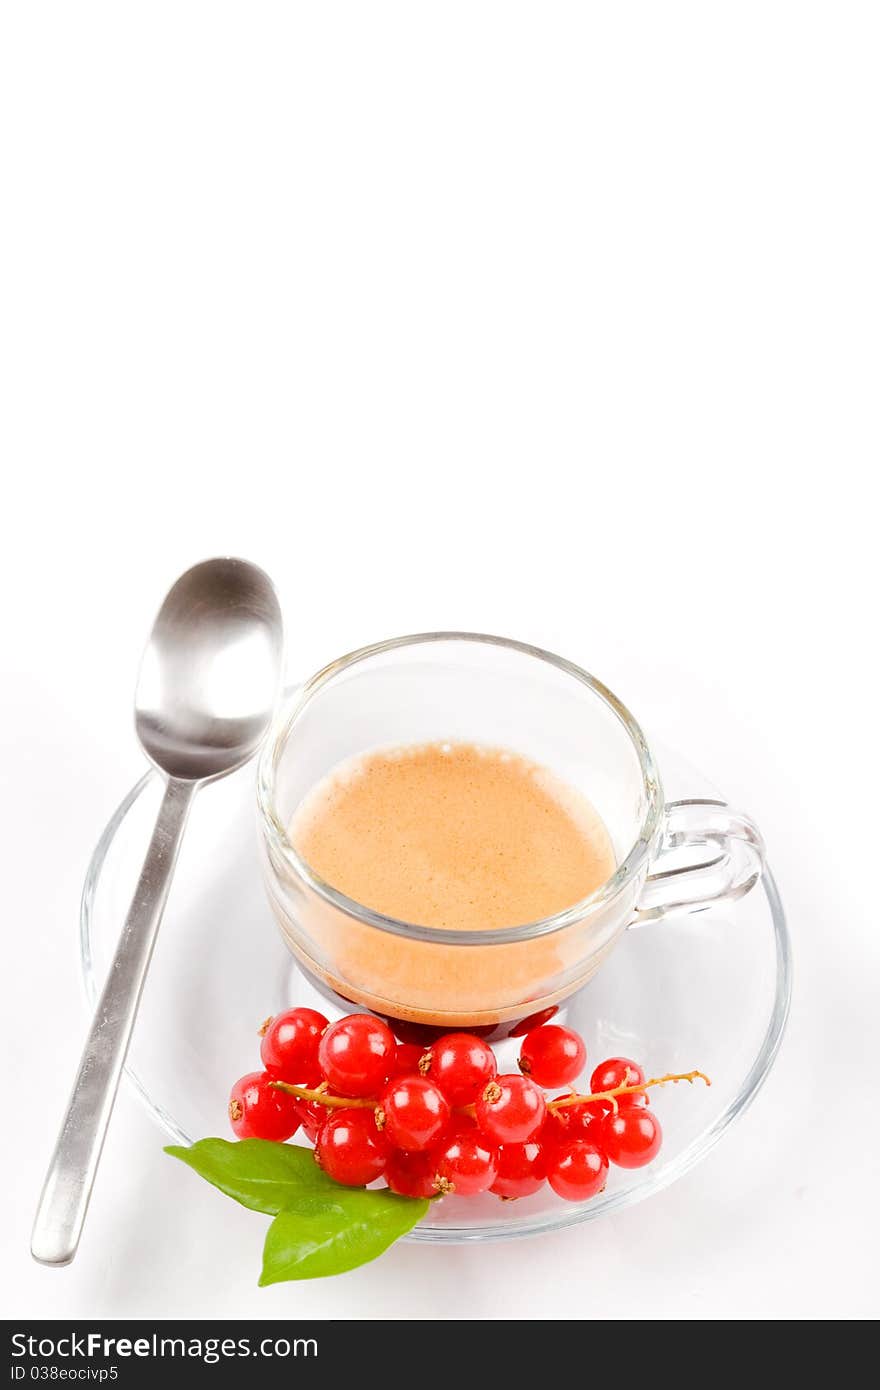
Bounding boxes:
270 1078 478 1119
548 1069 710 1114
269 1068 711 1118
270 1080 378 1110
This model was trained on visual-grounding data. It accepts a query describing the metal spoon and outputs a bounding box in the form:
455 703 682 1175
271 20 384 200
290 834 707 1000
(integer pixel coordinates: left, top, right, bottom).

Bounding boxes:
31 558 283 1266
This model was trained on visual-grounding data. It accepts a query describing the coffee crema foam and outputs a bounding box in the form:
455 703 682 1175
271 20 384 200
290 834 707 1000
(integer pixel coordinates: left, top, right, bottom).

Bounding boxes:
290 741 616 931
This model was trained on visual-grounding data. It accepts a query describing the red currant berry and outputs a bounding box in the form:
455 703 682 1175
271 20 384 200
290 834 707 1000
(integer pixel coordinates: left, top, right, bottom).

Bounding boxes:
432 1128 498 1196
421 1032 497 1106
377 1076 451 1152
228 1071 299 1141
542 1095 607 1151
259 1007 328 1084
292 1097 327 1144
590 1056 647 1106
490 1141 546 1199
392 1042 425 1076
546 1140 608 1201
476 1074 546 1144
602 1108 662 1168
318 1013 397 1097
508 1006 559 1037
519 1025 586 1088
385 1149 438 1199
621 1090 649 1109
315 1108 388 1186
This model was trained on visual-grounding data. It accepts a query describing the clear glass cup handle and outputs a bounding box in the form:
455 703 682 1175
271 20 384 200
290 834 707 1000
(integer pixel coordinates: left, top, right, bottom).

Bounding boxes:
631 798 765 925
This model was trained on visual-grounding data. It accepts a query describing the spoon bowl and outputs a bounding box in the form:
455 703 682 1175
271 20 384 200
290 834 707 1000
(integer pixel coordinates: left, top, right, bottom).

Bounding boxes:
135 558 283 781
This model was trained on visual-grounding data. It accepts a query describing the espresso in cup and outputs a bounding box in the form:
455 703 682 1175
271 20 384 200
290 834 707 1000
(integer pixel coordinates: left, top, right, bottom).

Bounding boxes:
259 633 765 1028
291 741 615 932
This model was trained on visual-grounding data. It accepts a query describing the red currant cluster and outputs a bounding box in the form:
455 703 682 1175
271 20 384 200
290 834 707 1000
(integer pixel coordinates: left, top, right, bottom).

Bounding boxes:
228 1009 687 1204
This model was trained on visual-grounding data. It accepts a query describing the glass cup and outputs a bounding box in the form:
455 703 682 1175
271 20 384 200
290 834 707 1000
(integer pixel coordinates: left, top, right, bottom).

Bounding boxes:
257 633 765 1031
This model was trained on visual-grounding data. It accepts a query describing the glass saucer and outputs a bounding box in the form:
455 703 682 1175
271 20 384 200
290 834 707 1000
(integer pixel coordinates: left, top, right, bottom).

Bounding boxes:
80 746 791 1243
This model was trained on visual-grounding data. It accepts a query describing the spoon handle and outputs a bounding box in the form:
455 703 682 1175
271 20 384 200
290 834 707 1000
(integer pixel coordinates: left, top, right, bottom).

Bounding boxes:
31 776 195 1266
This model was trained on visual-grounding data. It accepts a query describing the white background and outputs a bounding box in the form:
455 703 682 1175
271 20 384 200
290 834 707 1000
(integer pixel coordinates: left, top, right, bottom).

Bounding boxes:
1 2 877 1321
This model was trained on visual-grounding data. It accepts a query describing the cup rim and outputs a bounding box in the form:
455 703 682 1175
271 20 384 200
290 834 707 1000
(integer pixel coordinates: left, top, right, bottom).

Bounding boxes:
256 631 664 946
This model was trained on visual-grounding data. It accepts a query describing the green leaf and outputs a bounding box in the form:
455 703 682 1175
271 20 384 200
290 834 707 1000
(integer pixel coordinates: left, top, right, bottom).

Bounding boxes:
259 1189 429 1284
166 1138 429 1281
165 1138 340 1215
